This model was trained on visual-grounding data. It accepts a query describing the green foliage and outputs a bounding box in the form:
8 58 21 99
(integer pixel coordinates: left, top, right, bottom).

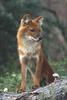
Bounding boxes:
0 59 67 92
0 72 21 92
0 1 17 64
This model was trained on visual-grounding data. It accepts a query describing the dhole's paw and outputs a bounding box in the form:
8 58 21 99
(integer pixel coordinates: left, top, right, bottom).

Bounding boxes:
32 85 39 91
16 84 26 93
16 88 26 93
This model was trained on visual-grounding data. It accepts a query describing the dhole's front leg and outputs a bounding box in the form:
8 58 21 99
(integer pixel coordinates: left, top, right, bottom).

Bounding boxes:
33 55 42 88
20 62 27 92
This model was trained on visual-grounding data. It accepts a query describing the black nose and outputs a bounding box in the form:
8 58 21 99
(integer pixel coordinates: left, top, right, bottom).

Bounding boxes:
39 36 43 40
36 36 43 42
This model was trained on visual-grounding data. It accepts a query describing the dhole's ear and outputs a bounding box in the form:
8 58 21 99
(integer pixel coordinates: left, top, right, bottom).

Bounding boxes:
21 14 32 25
34 16 44 26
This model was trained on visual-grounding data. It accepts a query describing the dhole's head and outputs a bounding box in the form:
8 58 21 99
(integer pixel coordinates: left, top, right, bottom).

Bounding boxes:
20 14 44 41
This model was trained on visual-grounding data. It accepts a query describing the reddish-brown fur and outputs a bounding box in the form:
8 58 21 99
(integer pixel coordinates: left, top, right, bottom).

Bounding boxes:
17 15 54 91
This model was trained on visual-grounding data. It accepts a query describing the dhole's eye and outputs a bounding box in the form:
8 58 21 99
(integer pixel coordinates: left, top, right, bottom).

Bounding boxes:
30 29 35 32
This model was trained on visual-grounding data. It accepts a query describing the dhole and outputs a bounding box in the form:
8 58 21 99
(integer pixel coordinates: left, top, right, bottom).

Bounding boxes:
17 14 54 92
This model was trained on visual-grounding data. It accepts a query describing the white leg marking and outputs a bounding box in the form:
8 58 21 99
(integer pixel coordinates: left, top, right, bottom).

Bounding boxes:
19 54 24 64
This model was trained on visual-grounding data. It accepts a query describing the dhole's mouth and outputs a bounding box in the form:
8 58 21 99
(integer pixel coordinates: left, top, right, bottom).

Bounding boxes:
28 35 43 42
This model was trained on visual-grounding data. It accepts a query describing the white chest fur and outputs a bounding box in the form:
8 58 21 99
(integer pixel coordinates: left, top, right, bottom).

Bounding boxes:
18 34 41 63
22 35 41 54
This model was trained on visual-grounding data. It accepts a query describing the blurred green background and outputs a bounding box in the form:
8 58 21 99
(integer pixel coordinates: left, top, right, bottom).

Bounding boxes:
0 0 67 92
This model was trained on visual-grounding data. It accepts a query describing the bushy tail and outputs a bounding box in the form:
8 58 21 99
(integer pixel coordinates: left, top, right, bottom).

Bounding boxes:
42 56 54 83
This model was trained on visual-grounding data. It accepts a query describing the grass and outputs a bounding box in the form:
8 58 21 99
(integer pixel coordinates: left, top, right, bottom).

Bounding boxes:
0 58 67 92
50 59 67 77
